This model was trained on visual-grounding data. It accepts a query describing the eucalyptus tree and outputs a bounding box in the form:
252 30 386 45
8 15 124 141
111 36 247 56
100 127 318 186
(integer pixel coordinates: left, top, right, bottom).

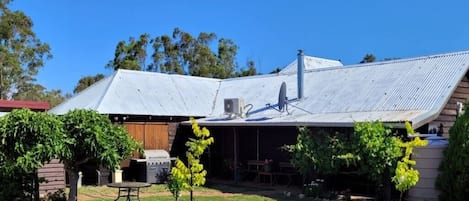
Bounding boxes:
151 28 221 76
108 28 253 78
359 53 376 63
0 0 52 99
12 82 65 107
73 73 104 94
106 34 149 71
235 60 257 77
216 38 238 78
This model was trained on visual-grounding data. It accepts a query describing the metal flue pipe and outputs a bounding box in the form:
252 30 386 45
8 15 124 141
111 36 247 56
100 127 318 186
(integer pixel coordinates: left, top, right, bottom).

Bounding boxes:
297 50 304 100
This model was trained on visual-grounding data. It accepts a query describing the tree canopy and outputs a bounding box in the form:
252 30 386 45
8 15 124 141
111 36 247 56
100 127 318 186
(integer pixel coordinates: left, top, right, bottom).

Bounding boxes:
359 53 376 63
60 109 141 201
106 34 149 71
359 54 400 64
0 0 69 107
106 28 256 78
73 73 104 94
0 109 67 173
74 28 259 94
0 109 69 200
0 0 52 99
60 110 138 171
0 109 141 201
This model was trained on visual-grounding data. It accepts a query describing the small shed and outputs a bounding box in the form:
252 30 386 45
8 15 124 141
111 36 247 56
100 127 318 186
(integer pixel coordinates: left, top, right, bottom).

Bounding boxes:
408 136 448 201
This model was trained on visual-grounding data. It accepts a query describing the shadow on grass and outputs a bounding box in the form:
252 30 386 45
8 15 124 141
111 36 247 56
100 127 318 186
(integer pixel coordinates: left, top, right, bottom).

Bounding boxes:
204 179 314 201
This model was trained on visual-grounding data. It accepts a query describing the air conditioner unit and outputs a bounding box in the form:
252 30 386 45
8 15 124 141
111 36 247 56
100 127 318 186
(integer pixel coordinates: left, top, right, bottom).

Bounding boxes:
224 98 244 114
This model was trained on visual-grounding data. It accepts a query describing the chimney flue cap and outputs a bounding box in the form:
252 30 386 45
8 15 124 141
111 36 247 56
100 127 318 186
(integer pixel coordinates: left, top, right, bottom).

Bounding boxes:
297 49 304 55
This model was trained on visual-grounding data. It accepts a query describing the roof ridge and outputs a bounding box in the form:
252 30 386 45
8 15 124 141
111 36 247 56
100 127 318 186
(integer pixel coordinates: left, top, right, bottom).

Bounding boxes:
346 50 469 68
117 69 222 81
49 71 116 111
284 50 469 75
95 71 119 111
208 80 223 116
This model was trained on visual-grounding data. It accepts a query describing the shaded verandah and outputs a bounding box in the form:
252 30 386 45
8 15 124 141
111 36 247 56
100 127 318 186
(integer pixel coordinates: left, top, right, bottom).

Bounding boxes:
170 123 384 198
171 124 368 187
207 126 298 183
171 125 298 183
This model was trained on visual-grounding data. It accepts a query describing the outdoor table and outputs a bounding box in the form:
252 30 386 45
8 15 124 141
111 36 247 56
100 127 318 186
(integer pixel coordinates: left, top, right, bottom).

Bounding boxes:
107 182 151 201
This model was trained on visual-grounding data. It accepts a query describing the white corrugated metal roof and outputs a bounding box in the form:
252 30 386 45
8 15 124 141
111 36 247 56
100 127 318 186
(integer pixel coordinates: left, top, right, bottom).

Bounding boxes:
51 70 221 116
51 51 469 128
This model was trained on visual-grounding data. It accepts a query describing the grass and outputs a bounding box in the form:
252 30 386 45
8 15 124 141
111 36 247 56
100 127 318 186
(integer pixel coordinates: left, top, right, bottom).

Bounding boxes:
87 195 277 201
79 184 166 194
78 183 316 201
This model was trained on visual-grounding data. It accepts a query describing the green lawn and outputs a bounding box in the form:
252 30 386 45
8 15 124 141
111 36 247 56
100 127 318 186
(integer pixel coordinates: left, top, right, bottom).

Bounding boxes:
79 183 317 201
88 195 278 201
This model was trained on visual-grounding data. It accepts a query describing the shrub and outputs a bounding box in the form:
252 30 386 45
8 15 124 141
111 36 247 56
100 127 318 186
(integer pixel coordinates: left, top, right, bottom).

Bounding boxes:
282 127 354 177
436 104 469 201
46 189 67 201
353 122 402 201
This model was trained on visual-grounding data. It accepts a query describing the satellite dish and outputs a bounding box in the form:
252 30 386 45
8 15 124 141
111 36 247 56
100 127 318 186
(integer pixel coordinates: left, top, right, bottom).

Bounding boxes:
278 82 287 111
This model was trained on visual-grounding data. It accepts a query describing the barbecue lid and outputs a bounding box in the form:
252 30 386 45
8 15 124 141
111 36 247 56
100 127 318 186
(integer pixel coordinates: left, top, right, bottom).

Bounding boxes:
144 149 170 159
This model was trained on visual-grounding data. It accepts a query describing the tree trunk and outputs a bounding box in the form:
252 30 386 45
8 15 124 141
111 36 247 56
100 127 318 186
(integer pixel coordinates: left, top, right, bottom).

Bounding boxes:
190 173 193 201
67 169 79 201
33 170 40 201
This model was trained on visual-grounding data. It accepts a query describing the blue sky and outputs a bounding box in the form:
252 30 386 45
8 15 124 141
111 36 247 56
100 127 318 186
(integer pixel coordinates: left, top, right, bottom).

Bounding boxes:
9 0 469 94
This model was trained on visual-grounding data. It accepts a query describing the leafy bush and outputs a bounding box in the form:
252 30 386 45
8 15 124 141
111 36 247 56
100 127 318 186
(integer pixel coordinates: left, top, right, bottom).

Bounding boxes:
353 122 403 201
436 104 469 201
284 122 427 201
46 189 67 201
166 175 182 201
0 170 38 201
282 127 354 177
0 109 66 201
353 122 402 182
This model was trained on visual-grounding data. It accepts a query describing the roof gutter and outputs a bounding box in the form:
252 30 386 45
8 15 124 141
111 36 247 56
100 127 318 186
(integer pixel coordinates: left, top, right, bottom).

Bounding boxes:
184 120 407 128
410 110 441 129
